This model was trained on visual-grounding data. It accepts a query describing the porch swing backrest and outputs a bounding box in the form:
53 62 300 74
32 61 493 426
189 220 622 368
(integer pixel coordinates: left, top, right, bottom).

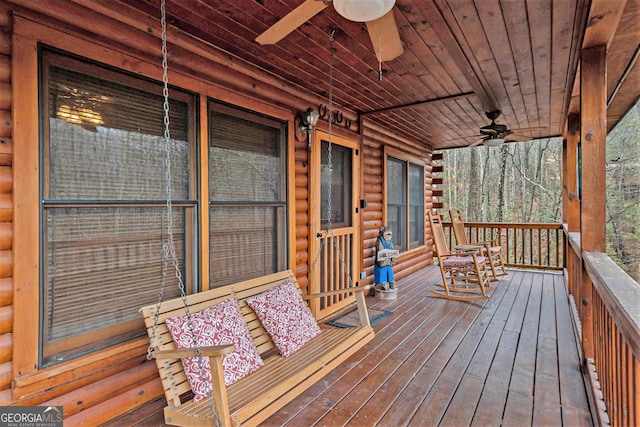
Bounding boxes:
140 269 374 427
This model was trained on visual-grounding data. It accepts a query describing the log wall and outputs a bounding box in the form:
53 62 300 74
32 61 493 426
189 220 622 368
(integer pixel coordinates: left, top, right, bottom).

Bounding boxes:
360 122 435 284
2 1 435 423
0 3 12 405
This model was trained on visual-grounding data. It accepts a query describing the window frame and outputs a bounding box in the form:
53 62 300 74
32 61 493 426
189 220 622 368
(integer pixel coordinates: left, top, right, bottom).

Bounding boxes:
320 140 352 229
39 48 199 365
207 100 289 287
383 147 426 255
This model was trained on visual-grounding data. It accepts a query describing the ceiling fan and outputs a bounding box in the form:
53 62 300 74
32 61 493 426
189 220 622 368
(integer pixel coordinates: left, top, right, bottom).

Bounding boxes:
255 0 404 62
470 110 543 147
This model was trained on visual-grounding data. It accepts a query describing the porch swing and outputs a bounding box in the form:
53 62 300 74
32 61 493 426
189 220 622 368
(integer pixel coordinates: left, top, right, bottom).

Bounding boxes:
139 4 375 426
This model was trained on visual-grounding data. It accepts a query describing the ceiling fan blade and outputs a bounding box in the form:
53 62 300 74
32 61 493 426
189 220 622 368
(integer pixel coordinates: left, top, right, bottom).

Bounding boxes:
365 10 404 62
469 138 485 147
504 127 548 141
256 0 328 45
505 134 532 142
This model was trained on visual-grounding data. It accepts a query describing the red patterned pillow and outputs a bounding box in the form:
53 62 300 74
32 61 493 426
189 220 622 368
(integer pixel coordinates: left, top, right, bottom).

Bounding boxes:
165 298 263 402
246 280 321 357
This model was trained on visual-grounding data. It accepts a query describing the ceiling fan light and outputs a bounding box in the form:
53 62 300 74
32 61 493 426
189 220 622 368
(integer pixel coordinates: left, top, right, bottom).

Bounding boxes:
333 0 395 22
484 137 505 147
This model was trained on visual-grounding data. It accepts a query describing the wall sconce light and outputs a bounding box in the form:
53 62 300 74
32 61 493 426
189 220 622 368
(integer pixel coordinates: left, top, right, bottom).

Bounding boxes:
299 107 320 146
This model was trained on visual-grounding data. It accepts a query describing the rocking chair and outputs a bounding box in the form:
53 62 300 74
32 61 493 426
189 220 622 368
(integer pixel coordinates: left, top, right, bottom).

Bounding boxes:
449 209 508 280
428 211 492 301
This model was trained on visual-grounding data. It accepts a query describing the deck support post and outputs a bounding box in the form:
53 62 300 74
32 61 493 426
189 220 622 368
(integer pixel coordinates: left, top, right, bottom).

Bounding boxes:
579 44 607 361
563 113 581 234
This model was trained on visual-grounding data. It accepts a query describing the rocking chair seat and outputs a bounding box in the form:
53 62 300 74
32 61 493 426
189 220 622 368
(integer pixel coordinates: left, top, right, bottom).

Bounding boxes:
442 255 486 267
485 246 501 255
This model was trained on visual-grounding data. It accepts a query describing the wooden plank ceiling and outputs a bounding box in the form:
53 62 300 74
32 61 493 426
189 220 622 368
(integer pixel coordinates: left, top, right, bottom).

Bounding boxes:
121 0 639 150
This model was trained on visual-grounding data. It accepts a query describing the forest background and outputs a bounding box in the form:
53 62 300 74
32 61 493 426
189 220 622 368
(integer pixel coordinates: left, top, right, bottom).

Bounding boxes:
439 102 639 282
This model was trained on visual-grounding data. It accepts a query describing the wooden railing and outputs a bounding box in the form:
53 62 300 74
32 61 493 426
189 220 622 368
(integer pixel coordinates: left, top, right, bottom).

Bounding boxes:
443 221 564 270
566 231 640 427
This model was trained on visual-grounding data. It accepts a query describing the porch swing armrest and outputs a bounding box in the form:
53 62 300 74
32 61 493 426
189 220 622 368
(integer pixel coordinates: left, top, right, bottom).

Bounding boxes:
152 344 235 360
302 285 372 301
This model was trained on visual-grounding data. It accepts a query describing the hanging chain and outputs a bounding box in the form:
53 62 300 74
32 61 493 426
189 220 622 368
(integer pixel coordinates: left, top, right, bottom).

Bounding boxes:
306 29 356 291
325 30 356 289
147 2 219 425
325 29 335 235
306 29 335 288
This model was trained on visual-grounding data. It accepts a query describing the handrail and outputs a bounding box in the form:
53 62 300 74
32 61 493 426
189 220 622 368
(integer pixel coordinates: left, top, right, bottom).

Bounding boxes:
563 223 640 427
443 221 563 270
581 251 640 426
583 252 640 360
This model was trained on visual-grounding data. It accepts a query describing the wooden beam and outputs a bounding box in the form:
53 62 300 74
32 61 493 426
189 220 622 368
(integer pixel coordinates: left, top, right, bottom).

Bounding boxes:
563 113 580 233
579 45 607 362
582 0 628 49
580 46 607 252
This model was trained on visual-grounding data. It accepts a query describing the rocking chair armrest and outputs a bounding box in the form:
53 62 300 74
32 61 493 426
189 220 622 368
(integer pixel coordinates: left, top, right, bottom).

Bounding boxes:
303 285 372 301
152 344 235 360
467 239 497 247
453 244 483 251
449 248 481 256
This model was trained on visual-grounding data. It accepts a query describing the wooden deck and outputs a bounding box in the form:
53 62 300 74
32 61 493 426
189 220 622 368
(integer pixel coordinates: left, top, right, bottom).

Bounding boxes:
111 265 594 426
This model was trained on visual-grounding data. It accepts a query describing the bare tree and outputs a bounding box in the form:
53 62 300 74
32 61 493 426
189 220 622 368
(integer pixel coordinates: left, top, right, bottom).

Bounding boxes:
466 147 482 219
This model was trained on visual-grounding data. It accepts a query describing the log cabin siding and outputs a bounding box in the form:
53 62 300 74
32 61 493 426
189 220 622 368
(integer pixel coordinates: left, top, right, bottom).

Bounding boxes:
360 124 434 284
1 1 435 422
0 3 11 404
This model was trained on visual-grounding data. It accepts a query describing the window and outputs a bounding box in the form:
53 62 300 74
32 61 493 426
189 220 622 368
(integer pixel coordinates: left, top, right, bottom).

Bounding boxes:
41 50 197 364
321 141 352 227
208 102 288 286
386 154 425 252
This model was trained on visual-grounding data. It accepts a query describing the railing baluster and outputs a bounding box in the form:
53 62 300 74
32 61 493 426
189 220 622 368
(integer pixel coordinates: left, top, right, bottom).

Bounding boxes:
633 352 639 426
440 222 564 270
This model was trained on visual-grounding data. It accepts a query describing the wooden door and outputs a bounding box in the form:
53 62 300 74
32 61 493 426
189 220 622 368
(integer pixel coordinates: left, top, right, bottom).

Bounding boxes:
309 131 360 319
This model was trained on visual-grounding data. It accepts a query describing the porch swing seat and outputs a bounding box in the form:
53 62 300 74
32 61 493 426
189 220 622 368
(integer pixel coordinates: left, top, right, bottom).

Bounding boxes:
140 270 374 427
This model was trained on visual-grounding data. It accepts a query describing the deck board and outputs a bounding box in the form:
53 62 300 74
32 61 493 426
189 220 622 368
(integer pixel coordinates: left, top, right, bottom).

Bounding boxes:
109 265 593 426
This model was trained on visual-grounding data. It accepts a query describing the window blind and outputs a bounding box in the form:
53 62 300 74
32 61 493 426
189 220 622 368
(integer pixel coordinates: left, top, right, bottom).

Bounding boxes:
208 105 286 286
42 52 195 364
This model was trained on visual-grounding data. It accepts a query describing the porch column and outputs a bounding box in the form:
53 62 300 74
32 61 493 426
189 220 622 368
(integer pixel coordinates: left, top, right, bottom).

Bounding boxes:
563 113 581 233
562 113 582 302
579 44 607 360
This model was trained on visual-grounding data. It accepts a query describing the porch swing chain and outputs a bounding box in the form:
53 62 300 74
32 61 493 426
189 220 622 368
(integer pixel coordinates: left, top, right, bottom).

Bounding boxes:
147 2 220 425
325 29 334 235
